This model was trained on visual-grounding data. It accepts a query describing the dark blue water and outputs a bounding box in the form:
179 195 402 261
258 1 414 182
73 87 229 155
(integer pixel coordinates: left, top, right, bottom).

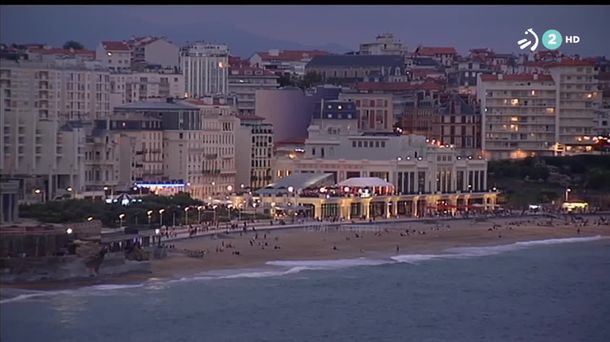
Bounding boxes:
2 236 610 342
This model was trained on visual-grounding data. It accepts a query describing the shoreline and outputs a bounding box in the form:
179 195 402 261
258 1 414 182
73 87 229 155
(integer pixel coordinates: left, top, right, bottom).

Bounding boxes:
2 215 609 292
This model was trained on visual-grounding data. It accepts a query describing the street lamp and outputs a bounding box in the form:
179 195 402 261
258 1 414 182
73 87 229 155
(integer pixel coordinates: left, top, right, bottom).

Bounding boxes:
228 204 233 221
66 186 73 199
34 188 46 203
197 205 203 224
118 213 125 228
565 188 572 202
66 228 73 235
87 216 94 221
154 228 161 247
227 185 233 193
147 210 153 225
158 209 165 226
212 205 218 223
184 207 190 225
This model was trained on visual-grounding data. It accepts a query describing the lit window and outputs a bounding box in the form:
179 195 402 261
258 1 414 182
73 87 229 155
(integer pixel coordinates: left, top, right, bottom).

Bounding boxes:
511 99 519 105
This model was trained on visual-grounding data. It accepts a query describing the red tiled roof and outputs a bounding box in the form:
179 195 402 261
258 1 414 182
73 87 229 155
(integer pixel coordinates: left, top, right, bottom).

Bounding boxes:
355 80 445 92
523 61 547 67
479 74 553 82
230 66 276 77
28 48 95 58
546 59 596 67
410 68 443 77
417 47 457 56
256 50 330 62
101 41 131 51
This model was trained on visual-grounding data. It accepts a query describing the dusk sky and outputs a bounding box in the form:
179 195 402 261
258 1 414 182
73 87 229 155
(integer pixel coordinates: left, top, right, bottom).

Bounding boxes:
2 5 609 58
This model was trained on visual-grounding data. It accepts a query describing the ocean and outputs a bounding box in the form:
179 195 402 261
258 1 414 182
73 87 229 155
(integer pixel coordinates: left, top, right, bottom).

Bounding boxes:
2 236 610 342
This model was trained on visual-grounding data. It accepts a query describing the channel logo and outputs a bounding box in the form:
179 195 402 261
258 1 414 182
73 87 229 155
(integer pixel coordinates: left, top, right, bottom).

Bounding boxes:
517 28 539 52
517 28 580 52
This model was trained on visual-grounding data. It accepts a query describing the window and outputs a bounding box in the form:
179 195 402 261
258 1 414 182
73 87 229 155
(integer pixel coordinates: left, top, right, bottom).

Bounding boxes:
312 148 316 156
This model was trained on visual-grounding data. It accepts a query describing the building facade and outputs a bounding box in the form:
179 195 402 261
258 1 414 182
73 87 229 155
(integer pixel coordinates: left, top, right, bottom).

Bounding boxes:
180 43 229 97
359 33 407 56
478 62 602 159
235 116 274 190
228 66 278 116
339 92 393 131
271 114 492 219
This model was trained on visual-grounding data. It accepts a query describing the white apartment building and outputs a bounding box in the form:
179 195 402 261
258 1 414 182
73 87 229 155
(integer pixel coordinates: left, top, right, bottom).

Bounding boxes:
235 116 274 190
109 71 185 109
228 66 278 116
180 43 229 97
273 114 489 195
547 61 602 149
1 59 111 121
478 60 602 159
359 33 407 56
478 74 557 160
128 37 180 70
96 41 132 73
86 113 164 191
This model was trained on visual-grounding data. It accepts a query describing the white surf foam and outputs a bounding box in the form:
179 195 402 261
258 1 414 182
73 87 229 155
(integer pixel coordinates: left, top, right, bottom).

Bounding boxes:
83 284 144 291
0 290 70 304
390 254 447 264
266 257 389 269
446 235 608 257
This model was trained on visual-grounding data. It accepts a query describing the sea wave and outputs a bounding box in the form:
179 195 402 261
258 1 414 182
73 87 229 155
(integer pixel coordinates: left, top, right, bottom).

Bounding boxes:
3 236 606 303
390 254 447 264
266 258 389 269
0 290 69 304
446 235 608 257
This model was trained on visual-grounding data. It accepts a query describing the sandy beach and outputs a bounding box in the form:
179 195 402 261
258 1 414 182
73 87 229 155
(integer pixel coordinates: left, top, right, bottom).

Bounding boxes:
3 214 609 291
150 214 610 278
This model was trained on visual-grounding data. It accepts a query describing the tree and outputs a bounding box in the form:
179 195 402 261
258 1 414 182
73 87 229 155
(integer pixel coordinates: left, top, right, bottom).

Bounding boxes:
299 72 325 89
63 40 84 50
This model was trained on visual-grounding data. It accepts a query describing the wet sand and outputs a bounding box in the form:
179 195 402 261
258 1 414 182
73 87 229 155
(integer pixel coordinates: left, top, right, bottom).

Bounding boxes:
3 215 609 291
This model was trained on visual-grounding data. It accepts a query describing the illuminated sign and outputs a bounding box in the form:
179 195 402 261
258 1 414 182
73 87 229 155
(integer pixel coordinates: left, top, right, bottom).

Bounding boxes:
135 180 186 188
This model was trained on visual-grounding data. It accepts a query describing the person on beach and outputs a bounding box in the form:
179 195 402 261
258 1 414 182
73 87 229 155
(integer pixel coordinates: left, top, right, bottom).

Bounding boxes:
396 245 400 254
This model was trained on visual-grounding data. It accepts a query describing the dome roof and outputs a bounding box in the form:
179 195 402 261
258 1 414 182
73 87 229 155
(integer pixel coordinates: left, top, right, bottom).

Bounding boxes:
337 177 394 188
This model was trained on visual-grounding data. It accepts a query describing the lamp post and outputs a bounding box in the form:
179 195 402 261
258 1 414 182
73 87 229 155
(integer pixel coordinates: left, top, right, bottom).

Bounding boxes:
87 216 94 221
213 205 218 224
228 204 233 222
158 209 165 226
119 213 125 228
66 186 73 199
197 205 203 224
147 210 153 226
565 188 571 202
227 185 233 194
34 188 46 203
154 228 161 247
184 207 190 225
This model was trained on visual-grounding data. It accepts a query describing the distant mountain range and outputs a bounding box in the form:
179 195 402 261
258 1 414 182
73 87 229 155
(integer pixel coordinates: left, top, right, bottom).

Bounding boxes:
1 12 353 57
148 21 353 57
